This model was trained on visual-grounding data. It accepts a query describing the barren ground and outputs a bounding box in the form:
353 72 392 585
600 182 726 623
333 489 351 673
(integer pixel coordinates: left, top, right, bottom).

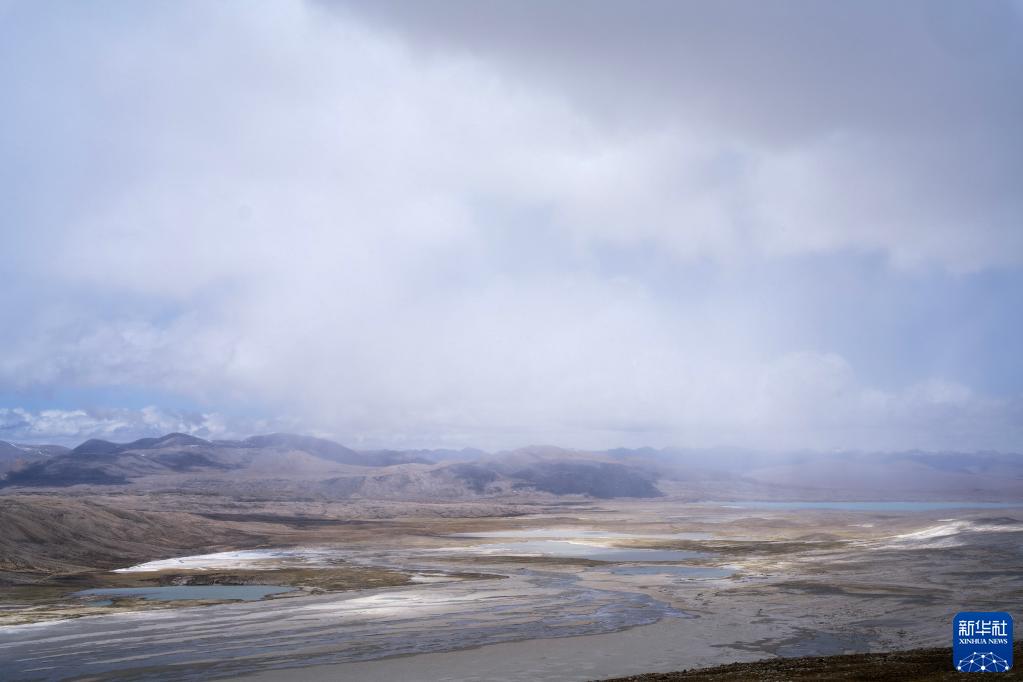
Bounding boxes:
1 493 1020 680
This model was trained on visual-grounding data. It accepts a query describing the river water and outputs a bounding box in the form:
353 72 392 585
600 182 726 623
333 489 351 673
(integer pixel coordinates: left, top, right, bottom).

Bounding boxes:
0 528 718 681
0 569 690 681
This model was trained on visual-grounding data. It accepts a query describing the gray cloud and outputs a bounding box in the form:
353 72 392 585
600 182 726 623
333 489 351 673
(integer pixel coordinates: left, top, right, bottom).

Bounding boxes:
336 0 1023 270
1 1 1021 450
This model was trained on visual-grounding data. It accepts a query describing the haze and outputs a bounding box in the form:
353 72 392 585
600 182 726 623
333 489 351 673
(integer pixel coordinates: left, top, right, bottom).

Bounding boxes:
2 0 1022 452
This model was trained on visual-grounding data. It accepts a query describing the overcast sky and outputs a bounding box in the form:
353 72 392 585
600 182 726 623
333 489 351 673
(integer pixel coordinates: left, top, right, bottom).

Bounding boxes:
1 0 1021 450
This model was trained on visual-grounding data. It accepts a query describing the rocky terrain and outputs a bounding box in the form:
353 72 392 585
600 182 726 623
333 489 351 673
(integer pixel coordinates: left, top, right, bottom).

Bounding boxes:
0 440 67 474
603 643 1023 681
0 496 258 578
2 486 1020 680
0 492 530 583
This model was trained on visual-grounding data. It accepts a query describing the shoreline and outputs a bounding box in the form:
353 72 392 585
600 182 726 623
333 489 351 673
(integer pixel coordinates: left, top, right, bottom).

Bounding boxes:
3 499 1020 681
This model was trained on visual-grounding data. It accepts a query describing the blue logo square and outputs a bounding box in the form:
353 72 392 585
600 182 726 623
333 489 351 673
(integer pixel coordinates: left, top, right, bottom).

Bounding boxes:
954 612 1013 672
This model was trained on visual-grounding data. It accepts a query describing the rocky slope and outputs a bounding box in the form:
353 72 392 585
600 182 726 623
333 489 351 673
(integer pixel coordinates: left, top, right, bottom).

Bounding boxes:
601 643 1023 681
0 440 67 474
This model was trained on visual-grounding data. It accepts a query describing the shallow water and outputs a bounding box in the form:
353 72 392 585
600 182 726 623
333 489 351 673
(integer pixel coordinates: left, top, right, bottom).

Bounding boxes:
7 506 996 681
607 565 732 579
774 629 873 657
2 572 689 681
74 585 296 602
462 540 708 561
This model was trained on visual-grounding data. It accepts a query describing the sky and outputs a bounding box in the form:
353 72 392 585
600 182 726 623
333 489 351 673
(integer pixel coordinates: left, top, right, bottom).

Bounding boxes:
1 0 1021 451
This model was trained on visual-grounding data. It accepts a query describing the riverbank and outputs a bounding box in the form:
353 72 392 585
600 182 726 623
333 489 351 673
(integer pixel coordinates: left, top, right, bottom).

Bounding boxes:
3 499 1021 680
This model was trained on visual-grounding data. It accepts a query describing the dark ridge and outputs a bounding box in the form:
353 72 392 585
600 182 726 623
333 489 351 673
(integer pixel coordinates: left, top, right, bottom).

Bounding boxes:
71 433 209 456
510 461 662 499
125 433 210 450
71 439 124 456
0 462 128 488
443 462 500 493
150 451 237 472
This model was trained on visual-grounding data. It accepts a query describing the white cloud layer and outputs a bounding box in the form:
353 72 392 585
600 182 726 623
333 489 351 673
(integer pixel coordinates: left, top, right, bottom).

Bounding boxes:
0 406 280 446
1 1 1021 450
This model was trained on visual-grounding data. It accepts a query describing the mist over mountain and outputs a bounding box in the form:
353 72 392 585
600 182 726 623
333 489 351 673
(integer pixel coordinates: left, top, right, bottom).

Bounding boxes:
2 433 1019 502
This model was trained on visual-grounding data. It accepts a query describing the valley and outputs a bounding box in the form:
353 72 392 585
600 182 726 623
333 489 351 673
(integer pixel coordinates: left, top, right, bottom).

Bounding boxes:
1 434 1021 680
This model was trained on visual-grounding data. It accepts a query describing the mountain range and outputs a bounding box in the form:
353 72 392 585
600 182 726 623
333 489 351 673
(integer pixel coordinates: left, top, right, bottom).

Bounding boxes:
1 433 1021 501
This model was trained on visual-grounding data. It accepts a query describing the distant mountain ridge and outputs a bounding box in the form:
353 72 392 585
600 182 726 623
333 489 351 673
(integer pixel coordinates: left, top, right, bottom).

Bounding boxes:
0 440 69 475
0 432 662 499
71 433 208 456
2 433 1021 502
67 432 432 467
